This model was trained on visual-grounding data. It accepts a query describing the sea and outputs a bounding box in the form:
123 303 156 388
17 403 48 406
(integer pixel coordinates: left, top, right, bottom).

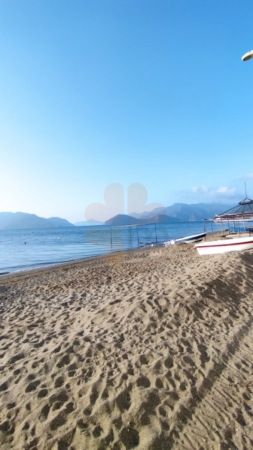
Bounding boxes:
0 221 222 274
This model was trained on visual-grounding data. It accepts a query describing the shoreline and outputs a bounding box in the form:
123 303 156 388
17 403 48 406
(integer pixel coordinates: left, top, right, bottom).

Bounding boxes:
0 244 163 282
0 230 224 282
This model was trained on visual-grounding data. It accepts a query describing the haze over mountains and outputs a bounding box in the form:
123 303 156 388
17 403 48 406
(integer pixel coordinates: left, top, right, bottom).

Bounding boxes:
105 203 233 225
130 203 232 223
0 203 232 229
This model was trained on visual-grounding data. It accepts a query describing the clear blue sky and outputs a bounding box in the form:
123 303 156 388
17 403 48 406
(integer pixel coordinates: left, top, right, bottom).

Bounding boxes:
1 0 253 222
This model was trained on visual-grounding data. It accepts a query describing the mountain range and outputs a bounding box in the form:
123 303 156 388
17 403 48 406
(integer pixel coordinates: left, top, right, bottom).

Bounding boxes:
0 212 74 230
0 203 233 229
106 203 232 225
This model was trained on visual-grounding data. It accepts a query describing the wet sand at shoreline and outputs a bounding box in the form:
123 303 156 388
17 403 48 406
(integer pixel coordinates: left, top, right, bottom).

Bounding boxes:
1 234 253 449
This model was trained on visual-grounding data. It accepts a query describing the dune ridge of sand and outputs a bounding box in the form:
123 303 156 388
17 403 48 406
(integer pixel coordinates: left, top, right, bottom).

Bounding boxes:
1 243 253 449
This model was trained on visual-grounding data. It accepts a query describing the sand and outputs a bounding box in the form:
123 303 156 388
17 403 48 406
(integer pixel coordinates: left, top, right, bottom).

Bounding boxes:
1 236 253 450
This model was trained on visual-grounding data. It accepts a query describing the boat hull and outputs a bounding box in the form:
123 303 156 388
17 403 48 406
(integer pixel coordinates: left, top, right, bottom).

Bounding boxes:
195 236 253 255
226 233 250 239
164 232 206 246
177 232 206 243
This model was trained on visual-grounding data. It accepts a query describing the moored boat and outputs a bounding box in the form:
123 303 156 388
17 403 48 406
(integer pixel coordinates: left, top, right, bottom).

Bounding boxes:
164 232 206 246
195 236 253 255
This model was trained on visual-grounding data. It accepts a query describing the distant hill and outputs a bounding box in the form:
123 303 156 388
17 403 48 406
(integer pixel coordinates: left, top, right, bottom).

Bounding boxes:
105 214 142 225
0 212 74 229
46 217 74 227
104 214 178 225
165 203 232 221
145 214 178 224
129 207 167 220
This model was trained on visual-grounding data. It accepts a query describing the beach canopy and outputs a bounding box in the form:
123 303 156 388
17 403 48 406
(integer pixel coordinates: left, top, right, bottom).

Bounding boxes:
214 197 253 223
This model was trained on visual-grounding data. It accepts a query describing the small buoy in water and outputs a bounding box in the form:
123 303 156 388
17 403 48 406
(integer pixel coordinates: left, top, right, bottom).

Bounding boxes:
24 242 26 245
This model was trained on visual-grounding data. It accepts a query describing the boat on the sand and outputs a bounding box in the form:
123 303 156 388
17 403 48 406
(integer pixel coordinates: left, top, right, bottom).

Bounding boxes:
195 236 253 255
164 232 206 246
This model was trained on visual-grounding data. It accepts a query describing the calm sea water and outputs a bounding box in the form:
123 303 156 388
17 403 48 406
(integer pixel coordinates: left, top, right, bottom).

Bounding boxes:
0 222 221 274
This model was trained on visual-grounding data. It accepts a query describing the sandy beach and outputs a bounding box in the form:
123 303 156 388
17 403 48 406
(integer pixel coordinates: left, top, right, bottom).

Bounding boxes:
1 235 253 450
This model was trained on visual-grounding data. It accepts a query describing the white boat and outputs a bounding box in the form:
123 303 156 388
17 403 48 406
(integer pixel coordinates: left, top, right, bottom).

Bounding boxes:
164 232 206 246
195 236 253 255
